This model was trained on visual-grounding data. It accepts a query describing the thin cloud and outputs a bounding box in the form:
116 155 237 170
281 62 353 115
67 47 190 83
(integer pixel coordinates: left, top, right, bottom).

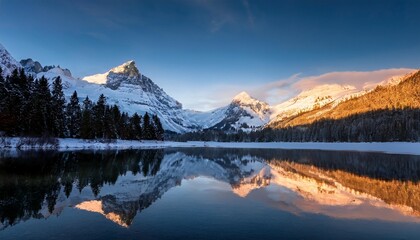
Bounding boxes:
186 0 255 33
293 68 416 91
242 0 255 27
250 73 301 104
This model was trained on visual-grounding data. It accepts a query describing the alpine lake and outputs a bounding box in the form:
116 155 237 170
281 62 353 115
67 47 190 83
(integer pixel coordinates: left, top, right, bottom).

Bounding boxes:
1 148 420 240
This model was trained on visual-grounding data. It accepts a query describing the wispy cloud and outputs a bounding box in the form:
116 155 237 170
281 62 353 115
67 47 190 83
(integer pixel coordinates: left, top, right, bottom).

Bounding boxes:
250 73 301 104
292 68 416 91
185 0 256 33
242 0 255 27
71 0 140 31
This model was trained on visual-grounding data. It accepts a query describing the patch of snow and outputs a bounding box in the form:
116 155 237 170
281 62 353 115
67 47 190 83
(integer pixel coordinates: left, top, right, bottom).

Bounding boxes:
1 138 419 156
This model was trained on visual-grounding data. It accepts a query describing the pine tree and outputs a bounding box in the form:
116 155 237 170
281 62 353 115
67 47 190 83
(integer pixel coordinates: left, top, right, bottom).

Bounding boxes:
6 69 23 134
51 77 66 137
20 73 35 135
66 91 82 138
93 94 106 139
81 96 94 139
30 76 52 136
142 112 155 140
104 105 117 139
111 105 122 138
0 67 9 133
130 113 142 140
142 112 150 139
117 112 128 139
152 114 164 140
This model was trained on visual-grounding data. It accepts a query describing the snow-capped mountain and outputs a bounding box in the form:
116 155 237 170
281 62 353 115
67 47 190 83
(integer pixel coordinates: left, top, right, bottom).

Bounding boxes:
0 43 21 77
183 92 272 132
207 92 272 131
80 60 202 132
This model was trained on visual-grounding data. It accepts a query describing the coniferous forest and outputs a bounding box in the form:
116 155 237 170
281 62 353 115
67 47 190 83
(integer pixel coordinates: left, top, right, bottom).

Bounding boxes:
169 108 420 142
0 68 164 140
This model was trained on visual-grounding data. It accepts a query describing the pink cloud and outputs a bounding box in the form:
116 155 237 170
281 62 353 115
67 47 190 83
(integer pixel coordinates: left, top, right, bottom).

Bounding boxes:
293 68 415 91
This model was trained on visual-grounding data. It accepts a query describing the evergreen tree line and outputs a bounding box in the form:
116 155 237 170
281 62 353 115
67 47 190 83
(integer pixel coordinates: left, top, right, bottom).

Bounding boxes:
169 108 420 142
0 68 164 140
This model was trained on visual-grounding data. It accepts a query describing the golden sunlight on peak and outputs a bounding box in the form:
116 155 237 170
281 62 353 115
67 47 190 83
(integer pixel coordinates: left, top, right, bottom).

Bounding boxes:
75 200 129 228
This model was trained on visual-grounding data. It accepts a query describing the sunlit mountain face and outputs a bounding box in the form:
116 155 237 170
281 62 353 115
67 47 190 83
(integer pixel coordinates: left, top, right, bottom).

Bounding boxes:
1 149 420 239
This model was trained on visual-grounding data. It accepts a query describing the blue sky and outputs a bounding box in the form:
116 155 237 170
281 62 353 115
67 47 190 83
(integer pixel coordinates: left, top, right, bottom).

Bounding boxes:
0 0 419 110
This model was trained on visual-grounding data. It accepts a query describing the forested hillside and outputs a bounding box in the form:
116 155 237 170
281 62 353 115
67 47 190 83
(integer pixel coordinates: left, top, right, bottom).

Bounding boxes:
270 70 420 128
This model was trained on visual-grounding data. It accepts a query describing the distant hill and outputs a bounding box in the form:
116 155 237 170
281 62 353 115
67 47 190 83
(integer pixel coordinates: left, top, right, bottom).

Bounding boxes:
269 70 420 128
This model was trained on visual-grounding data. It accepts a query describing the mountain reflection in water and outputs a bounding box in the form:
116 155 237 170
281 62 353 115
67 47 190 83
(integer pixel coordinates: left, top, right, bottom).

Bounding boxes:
0 148 420 230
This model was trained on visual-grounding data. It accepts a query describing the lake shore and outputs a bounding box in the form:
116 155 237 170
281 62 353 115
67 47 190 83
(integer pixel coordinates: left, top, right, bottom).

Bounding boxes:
1 137 419 155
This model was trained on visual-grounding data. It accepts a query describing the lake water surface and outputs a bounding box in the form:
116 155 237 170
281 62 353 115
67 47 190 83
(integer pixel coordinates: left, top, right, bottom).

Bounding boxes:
0 148 420 240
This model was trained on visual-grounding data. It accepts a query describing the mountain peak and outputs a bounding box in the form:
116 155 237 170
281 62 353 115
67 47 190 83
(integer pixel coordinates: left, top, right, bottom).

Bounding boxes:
109 60 139 77
233 91 254 103
83 60 140 85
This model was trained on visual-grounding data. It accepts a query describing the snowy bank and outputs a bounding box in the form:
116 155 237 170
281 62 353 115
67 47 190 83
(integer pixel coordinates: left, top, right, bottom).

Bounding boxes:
1 137 420 155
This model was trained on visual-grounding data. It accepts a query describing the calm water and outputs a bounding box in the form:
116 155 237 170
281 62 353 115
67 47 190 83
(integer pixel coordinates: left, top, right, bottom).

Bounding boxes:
1 148 420 240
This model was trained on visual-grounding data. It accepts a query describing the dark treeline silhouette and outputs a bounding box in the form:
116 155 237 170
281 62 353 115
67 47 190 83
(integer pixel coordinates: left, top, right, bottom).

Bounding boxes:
0 68 164 140
0 149 164 228
169 108 420 142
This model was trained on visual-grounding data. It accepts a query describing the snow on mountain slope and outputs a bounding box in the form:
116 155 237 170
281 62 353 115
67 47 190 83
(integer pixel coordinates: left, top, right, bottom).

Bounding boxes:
202 92 272 131
271 84 363 122
376 71 416 87
0 43 21 77
83 60 139 87
166 91 273 132
185 107 228 129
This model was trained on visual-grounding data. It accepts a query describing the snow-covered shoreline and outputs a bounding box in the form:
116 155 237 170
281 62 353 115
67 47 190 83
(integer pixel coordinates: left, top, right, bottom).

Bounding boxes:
0 137 419 155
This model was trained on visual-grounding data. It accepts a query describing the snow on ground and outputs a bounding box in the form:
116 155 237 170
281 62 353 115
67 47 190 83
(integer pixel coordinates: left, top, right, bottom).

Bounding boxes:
0 138 419 155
